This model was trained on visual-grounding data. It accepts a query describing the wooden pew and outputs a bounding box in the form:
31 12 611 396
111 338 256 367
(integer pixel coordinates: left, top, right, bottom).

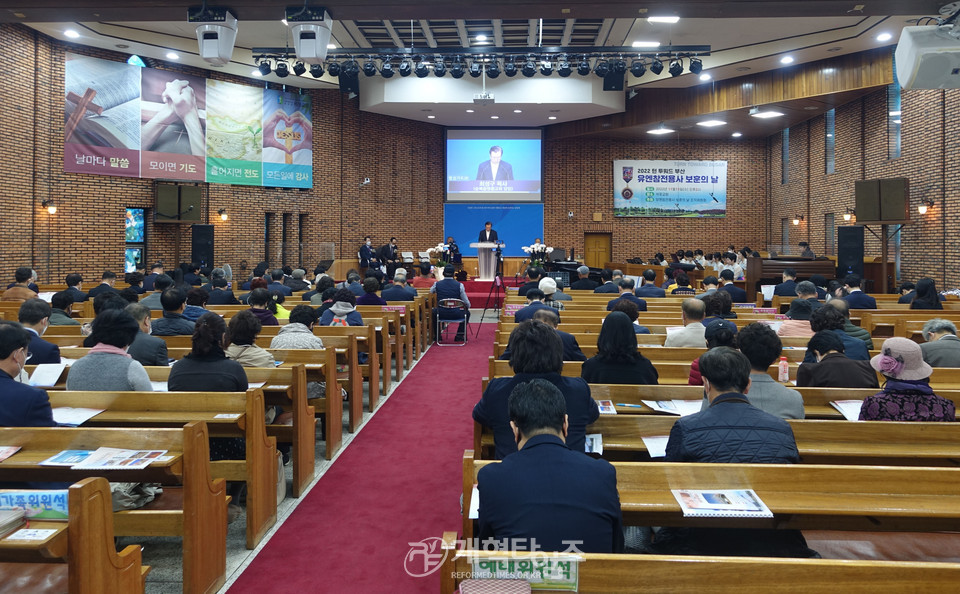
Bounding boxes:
46 389 277 549
357 305 414 373
0 422 226 594
438 533 960 594
462 452 960 542
0 477 149 594
313 325 383 420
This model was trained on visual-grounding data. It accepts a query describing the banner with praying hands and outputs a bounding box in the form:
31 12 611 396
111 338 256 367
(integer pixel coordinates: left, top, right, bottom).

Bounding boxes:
64 53 313 189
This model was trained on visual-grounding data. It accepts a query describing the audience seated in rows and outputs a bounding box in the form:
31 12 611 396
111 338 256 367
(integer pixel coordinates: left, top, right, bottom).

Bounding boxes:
842 274 876 309
718 269 747 303
357 277 387 306
664 299 707 348
606 278 646 312
474 320 599 459
796 331 878 389
410 263 438 289
773 268 798 297
539 277 569 309
688 319 738 386
477 378 624 553
635 269 665 298
828 299 873 350
239 278 268 305
382 272 416 301
656 346 818 559
65 273 88 302
696 275 719 301
860 337 955 422
897 282 917 304
267 269 292 297
125 271 145 295
182 288 210 322
570 265 598 291
513 289 552 323
803 304 869 362
225 310 276 368
49 291 78 326
702 291 736 326
207 269 240 305
320 288 364 327
580 311 658 386
284 268 310 292
124 303 168 367
87 270 119 299
246 288 279 326
517 267 542 298
141 274 174 310
670 273 696 296
151 289 196 336
18 299 60 365
728 323 804 419
6 268 39 293
1 267 38 302
921 318 960 367
0 320 56 427
795 281 822 312
67 309 152 392
593 269 620 294
307 276 336 304
431 265 470 340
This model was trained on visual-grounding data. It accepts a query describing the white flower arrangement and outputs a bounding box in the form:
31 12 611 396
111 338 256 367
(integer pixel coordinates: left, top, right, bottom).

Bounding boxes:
426 243 448 256
522 244 554 255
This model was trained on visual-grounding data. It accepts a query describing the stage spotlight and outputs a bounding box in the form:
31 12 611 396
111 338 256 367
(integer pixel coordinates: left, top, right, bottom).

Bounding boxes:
468 61 482 78
275 61 289 77
557 57 571 77
380 61 394 78
257 59 272 76
668 58 683 77
450 59 465 79
398 59 412 77
326 61 341 77
594 59 609 78
434 59 446 77
414 59 429 78
577 56 591 76
689 57 703 75
521 58 536 77
540 60 553 76
362 59 377 77
650 58 664 75
309 63 324 78
503 59 518 77
293 61 306 76
486 61 500 78
612 59 627 74
341 60 359 78
630 60 646 78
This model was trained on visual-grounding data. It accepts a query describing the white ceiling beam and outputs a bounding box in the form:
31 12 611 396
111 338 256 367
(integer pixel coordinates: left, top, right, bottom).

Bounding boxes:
418 19 437 48
383 20 405 48
456 19 469 46
493 19 503 47
560 18 575 46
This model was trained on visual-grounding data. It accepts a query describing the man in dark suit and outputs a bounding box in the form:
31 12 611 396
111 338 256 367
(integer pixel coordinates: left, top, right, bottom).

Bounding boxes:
475 145 514 181
284 269 311 292
142 262 163 293
795 281 823 312
267 269 293 297
514 289 554 323
656 346 816 558
516 267 542 297
182 263 202 286
477 221 498 243
897 282 917 304
381 274 416 301
921 319 960 367
18 300 60 365
377 238 401 278
593 269 619 294
718 269 748 303
477 378 623 553
606 278 647 311
125 303 169 367
500 308 585 362
796 331 879 388
358 236 379 270
86 271 119 299
773 268 798 297
570 266 598 291
0 321 57 427
64 273 88 302
842 274 877 309
636 269 666 298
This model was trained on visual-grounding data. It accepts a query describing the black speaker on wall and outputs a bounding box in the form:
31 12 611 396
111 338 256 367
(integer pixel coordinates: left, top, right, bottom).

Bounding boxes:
836 225 864 279
191 224 214 269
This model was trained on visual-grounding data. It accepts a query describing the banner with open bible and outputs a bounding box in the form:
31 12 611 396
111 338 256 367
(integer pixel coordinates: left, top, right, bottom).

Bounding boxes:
63 53 313 189
613 159 727 218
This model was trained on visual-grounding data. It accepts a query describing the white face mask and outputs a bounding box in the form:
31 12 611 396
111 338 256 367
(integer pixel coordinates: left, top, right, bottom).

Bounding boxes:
366 241 371 246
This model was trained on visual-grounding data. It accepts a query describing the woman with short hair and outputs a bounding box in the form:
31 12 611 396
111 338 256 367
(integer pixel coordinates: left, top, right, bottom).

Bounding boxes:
66 309 152 391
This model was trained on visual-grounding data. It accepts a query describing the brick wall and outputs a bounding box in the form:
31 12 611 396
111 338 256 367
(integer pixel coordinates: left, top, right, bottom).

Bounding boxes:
769 87 960 291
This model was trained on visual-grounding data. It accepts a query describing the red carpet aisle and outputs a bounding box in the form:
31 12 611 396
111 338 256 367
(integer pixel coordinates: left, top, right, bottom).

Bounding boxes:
228 324 496 594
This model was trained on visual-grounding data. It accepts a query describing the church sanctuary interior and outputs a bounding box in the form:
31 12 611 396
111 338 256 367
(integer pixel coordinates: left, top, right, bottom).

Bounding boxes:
2 1 960 592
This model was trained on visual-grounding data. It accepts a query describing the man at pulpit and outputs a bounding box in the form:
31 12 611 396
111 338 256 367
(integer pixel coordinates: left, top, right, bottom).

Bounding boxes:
477 221 499 243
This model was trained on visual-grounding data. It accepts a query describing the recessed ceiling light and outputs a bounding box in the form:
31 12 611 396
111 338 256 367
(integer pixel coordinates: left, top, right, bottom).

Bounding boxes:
427 115 436 119
647 16 680 24
166 52 180 60
731 132 743 138
697 120 726 127
513 109 522 113
476 34 488 41
631 41 661 48
876 32 893 42
115 43 129 49
699 73 711 81
548 116 557 120
736 66 751 72
327 43 337 49
750 109 785 119
780 56 795 64
64 29 80 39
466 109 475 113
491 115 499 119
647 126 675 135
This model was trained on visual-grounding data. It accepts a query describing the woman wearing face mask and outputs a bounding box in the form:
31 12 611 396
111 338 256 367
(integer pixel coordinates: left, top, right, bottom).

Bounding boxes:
358 235 379 272
0 321 57 427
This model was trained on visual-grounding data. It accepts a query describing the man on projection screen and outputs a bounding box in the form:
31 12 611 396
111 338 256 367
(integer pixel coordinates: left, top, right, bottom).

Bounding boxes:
476 145 514 181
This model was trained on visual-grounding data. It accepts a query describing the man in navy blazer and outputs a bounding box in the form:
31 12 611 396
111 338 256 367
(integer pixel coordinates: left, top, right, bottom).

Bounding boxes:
514 289 555 323
635 270 666 298
606 278 647 311
381 274 416 301
359 236 379 269
718 269 748 303
842 274 877 309
476 146 514 181
0 321 57 428
267 269 293 297
64 273 88 302
772 268 798 297
18 300 60 365
478 378 623 553
477 222 499 243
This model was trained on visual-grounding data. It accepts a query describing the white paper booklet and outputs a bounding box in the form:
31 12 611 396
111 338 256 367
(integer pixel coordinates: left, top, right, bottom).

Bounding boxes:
641 400 702 417
52 407 104 426
640 435 670 458
830 400 863 422
672 488 773 518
